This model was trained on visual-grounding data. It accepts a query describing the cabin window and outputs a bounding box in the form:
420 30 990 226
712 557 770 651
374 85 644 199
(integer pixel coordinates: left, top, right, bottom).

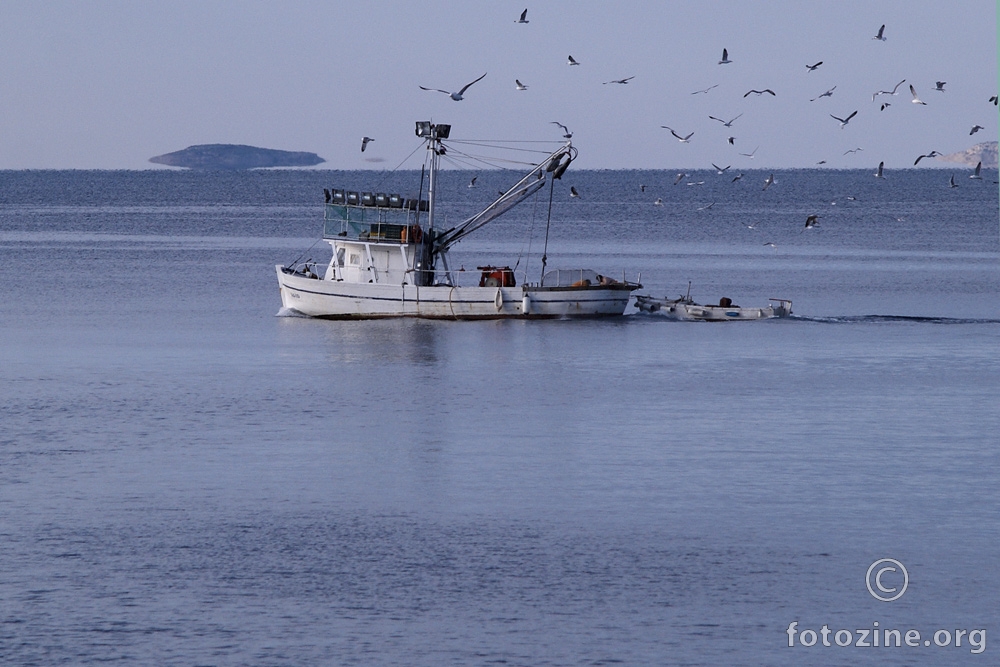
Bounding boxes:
349 253 361 266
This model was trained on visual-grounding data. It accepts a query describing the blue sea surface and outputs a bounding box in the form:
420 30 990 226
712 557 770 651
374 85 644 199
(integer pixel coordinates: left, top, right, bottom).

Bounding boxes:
1 168 998 665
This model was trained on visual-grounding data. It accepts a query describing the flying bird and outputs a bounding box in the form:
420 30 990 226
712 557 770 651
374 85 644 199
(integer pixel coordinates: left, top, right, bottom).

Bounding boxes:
762 173 775 190
718 48 732 64
731 172 743 182
550 121 572 138
662 127 694 142
516 8 529 23
419 72 487 101
970 124 984 135
468 176 477 188
361 136 374 152
603 76 635 85
804 214 820 228
567 55 580 66
913 151 942 165
674 172 687 185
970 161 983 179
831 110 858 128
570 186 580 198
909 85 926 105
691 84 719 95
991 95 998 106
933 81 946 92
740 146 759 158
874 161 884 178
872 79 906 101
948 174 958 188
515 79 528 90
810 86 837 101
873 24 886 41
728 136 736 145
654 198 663 206
806 61 823 72
880 103 892 111
843 147 863 155
696 202 716 210
712 163 731 174
709 113 743 127
744 89 776 97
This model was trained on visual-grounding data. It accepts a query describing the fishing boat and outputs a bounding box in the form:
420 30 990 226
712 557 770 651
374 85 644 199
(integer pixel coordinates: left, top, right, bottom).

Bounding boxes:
634 286 792 321
276 121 641 319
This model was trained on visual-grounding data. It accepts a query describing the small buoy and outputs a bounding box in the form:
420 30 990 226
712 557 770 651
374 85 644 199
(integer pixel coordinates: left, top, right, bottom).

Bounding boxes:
522 293 531 315
495 289 503 310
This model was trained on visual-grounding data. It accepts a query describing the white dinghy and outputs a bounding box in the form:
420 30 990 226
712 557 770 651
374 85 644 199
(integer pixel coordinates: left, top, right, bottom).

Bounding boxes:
634 285 791 321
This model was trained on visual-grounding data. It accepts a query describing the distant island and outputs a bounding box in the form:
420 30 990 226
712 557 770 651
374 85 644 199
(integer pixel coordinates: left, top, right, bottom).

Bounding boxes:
939 141 998 169
149 144 325 170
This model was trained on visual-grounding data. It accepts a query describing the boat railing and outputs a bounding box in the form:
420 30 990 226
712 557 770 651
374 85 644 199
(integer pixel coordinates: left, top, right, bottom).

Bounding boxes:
323 202 426 241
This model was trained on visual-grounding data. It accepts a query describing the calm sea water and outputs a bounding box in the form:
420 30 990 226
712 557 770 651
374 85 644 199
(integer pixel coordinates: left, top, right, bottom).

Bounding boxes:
1 168 998 666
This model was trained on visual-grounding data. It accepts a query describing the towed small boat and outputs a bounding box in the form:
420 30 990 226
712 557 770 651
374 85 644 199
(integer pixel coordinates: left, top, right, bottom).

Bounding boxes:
276 121 641 319
634 287 791 321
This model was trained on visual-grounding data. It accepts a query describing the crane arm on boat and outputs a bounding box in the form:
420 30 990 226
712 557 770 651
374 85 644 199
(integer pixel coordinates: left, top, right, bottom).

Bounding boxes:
432 143 574 255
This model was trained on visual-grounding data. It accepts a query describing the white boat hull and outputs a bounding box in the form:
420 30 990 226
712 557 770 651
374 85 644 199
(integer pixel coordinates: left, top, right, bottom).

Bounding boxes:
635 294 792 321
277 266 636 319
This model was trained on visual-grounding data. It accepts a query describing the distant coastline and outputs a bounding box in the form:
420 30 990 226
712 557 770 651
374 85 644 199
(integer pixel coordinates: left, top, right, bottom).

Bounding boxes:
939 141 998 168
149 144 325 170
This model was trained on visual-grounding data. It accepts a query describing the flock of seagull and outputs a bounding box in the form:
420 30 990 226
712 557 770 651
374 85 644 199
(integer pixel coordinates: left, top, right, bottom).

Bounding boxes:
369 10 995 233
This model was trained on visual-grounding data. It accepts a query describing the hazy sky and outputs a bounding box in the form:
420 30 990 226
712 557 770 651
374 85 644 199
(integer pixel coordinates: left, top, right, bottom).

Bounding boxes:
1 1 996 170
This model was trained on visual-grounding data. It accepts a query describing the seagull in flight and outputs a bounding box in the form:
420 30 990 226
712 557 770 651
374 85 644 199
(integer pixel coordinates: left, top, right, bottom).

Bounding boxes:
691 84 719 95
570 186 580 198
654 198 663 206
880 103 892 111
762 173 775 190
603 76 635 85
361 136 374 152
662 126 694 143
515 79 529 91
874 161 884 178
419 72 487 101
873 24 886 41
740 146 759 158
970 161 983 179
744 89 776 97
516 8 529 23
567 55 580 66
709 113 743 127
831 110 858 128
468 176 477 188
909 85 926 105
804 214 820 228
810 86 836 101
933 81 946 92
712 163 731 174
674 172 687 185
806 61 823 72
843 147 863 155
696 202 716 211
872 79 906 101
991 95 998 106
718 48 732 64
731 172 743 182
970 124 984 135
948 174 958 188
550 121 572 138
914 151 942 165
728 136 735 145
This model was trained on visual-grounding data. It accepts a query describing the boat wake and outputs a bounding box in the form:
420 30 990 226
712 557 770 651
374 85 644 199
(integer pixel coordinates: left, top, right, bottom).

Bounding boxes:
275 307 308 318
792 315 1000 325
